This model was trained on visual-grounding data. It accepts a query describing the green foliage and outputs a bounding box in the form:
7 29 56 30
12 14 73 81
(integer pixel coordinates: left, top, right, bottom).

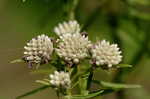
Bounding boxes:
36 79 50 85
16 85 50 99
65 90 104 99
10 59 24 63
116 64 132 68
93 80 141 90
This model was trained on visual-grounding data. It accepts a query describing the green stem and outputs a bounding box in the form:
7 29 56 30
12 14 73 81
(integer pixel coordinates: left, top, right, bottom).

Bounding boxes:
79 77 89 95
87 67 94 90
65 88 72 99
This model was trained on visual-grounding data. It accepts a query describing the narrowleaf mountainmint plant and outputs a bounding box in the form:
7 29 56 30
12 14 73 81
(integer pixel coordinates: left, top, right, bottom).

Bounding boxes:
13 20 141 99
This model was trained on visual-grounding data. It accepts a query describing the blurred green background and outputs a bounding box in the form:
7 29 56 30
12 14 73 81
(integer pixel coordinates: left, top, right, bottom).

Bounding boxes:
0 0 150 99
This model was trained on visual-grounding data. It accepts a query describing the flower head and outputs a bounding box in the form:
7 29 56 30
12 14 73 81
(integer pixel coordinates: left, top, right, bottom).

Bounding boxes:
23 34 53 67
49 71 70 89
91 40 122 68
54 20 80 38
56 33 91 64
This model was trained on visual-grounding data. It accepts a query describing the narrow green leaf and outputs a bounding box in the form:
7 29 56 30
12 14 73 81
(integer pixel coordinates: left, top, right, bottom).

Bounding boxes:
117 64 132 68
100 89 115 95
31 69 53 74
101 81 141 89
65 90 104 99
71 81 79 89
93 80 141 89
16 85 50 99
36 80 50 85
10 59 24 63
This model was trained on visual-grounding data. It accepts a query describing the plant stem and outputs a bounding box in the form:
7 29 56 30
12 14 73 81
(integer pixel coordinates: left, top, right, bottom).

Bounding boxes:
65 88 72 99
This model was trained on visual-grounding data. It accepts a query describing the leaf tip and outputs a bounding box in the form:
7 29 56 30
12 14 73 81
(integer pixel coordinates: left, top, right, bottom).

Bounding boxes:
10 59 24 64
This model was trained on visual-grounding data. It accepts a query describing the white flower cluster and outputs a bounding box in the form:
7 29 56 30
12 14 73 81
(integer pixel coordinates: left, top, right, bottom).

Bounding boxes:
22 20 123 69
50 71 70 88
55 33 91 64
23 34 53 66
91 40 122 68
54 20 80 38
